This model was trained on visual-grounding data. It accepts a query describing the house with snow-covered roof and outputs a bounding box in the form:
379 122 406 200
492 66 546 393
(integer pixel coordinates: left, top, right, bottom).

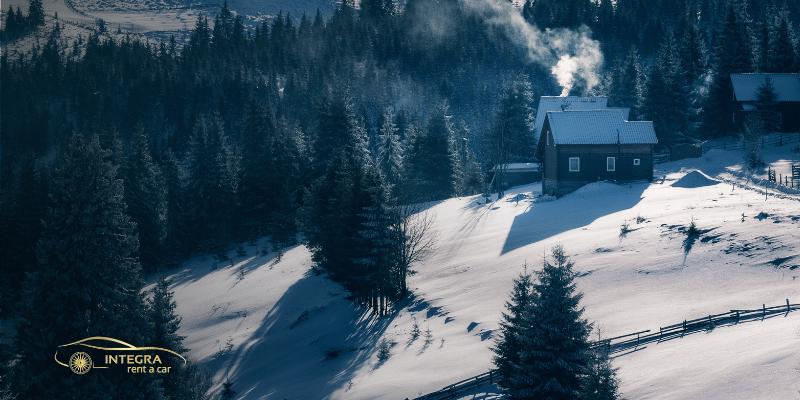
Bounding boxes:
533 96 613 141
535 109 657 196
730 73 800 132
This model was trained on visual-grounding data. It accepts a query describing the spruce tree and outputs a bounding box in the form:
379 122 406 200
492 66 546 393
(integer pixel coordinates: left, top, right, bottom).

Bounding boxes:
703 4 754 136
14 134 161 400
609 48 644 119
580 348 620 400
124 129 168 270
27 0 45 27
404 103 457 201
768 15 795 72
642 33 689 144
755 77 780 132
186 115 240 250
493 270 534 391
511 246 592 400
376 108 404 195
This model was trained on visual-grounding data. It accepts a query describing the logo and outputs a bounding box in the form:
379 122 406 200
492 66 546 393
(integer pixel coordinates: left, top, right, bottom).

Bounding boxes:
54 336 186 375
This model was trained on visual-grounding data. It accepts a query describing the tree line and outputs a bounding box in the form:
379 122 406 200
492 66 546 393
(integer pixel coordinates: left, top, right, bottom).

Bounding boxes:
1 0 44 41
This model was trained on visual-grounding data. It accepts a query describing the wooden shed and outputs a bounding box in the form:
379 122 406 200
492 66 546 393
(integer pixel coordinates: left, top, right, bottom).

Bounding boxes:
536 110 658 196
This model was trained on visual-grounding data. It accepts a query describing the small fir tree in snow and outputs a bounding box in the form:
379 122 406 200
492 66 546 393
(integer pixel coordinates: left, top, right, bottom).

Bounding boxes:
511 246 592 400
493 269 535 391
579 348 621 400
377 338 392 363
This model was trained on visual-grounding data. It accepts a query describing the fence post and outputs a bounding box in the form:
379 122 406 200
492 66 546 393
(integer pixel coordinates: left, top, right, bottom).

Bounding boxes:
735 311 740 323
707 315 713 329
682 319 687 335
788 299 791 313
762 304 766 319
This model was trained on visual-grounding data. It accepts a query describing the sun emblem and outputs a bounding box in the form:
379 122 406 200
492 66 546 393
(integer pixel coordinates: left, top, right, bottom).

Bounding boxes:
69 352 93 374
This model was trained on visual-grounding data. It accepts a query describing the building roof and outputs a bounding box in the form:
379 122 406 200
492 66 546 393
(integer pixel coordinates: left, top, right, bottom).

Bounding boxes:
534 96 609 140
544 110 658 145
492 163 540 172
730 73 800 102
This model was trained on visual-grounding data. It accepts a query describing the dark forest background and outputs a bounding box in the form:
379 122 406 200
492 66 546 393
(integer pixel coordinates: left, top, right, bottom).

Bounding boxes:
1 0 799 398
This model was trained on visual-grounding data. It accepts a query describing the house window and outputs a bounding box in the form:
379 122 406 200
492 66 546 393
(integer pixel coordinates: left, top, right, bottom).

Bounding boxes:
606 157 616 172
633 158 641 166
569 157 580 172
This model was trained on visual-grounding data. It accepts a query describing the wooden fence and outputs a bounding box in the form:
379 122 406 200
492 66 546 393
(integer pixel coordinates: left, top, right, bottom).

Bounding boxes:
412 300 800 400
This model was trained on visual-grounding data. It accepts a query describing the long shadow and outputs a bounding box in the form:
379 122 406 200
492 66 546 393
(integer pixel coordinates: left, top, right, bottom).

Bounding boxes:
199 272 395 399
501 182 648 254
164 243 300 288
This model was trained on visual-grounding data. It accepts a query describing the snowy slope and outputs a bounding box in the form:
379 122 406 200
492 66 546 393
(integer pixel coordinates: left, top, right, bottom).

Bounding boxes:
165 141 800 399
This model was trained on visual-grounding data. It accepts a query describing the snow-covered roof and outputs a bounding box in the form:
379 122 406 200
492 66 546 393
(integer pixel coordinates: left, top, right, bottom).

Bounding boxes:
545 110 658 145
492 163 540 172
534 96 609 140
730 73 800 102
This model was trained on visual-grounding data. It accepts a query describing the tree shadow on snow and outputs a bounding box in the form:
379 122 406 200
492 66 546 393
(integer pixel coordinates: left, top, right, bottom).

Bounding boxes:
200 272 395 399
501 182 647 255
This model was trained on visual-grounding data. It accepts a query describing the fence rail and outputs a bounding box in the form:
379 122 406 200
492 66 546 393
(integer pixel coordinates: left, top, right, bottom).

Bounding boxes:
412 300 800 400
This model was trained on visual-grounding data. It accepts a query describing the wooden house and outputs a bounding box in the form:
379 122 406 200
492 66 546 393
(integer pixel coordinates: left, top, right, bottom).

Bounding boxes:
731 73 800 132
536 110 658 196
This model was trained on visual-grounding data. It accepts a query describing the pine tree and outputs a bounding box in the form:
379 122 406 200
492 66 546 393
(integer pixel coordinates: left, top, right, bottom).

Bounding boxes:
147 277 186 354
679 16 707 84
579 348 620 400
755 77 781 132
376 108 404 195
608 48 644 119
27 0 45 27
14 134 161 400
356 167 397 313
768 14 795 72
642 33 689 144
511 246 592 400
185 115 240 250
403 103 457 201
703 4 754 136
493 270 534 391
124 128 167 270
491 76 536 165
238 102 275 238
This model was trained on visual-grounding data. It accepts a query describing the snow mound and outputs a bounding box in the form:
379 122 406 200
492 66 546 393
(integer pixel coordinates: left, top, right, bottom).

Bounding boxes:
672 170 720 188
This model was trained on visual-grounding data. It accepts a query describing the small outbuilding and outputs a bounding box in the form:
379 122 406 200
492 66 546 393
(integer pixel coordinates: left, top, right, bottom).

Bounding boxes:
536 110 658 196
730 73 800 132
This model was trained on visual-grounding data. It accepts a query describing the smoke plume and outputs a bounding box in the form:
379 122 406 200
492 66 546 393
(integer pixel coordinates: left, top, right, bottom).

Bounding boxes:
463 0 603 96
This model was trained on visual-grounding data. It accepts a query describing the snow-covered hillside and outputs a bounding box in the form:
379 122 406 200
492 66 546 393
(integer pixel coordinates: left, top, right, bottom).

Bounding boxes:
165 141 800 400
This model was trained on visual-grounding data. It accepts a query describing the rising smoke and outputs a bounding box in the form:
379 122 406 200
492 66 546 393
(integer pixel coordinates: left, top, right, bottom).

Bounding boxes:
463 0 603 96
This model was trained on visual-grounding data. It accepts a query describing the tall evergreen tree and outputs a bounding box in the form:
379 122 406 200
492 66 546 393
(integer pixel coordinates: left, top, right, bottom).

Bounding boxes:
376 108 404 195
124 129 167 270
493 270 534 392
755 77 781 132
403 103 457 201
14 134 161 400
27 0 45 27
511 246 592 400
768 14 796 72
608 48 644 118
703 3 754 136
642 33 690 144
185 115 240 250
